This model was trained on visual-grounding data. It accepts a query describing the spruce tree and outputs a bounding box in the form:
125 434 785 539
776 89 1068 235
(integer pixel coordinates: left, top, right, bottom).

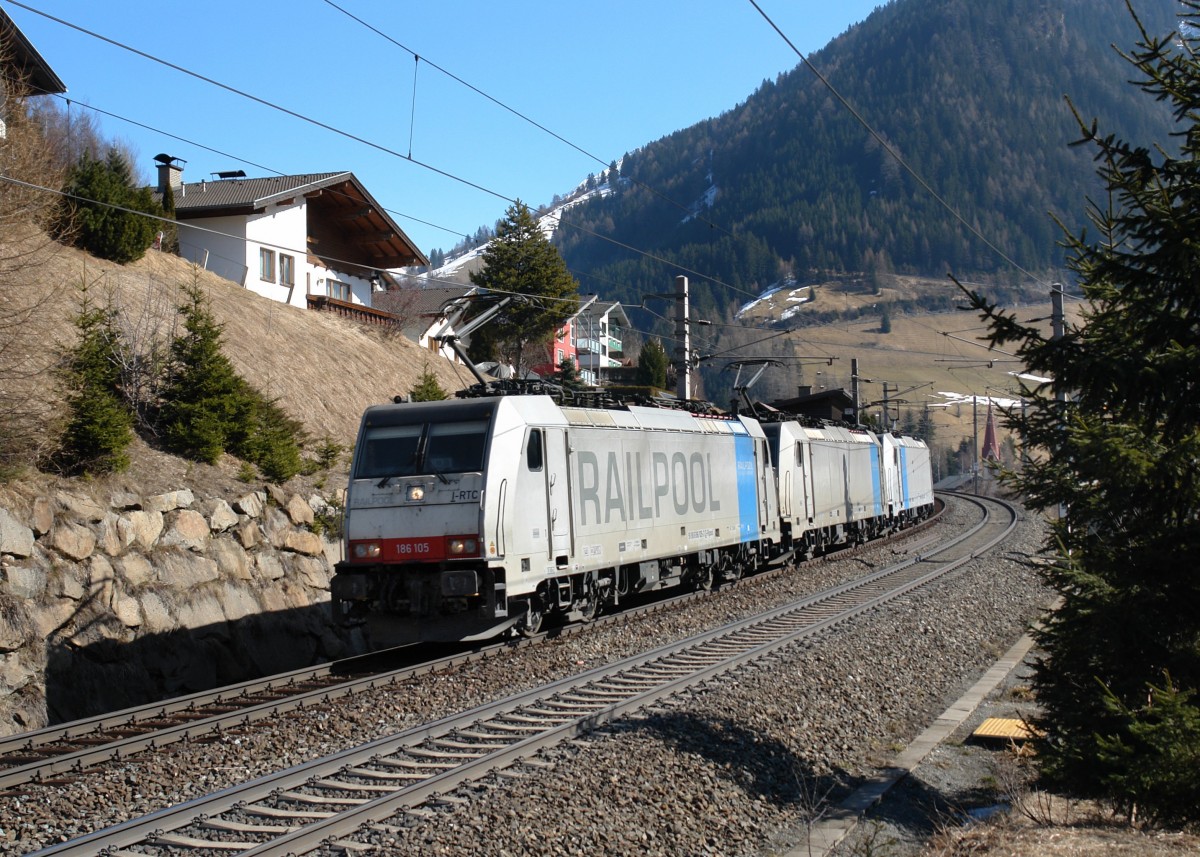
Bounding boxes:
962 3 1200 824
159 283 253 464
58 148 161 264
552 357 586 391
409 366 448 401
468 201 579 373
635 339 669 389
58 290 133 474
158 282 305 481
239 396 305 483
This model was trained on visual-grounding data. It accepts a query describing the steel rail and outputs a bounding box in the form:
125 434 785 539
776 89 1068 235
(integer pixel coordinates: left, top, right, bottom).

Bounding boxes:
0 502 945 791
29 494 1007 857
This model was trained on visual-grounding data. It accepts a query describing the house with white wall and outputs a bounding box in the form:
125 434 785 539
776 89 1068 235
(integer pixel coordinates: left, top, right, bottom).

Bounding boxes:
155 159 426 315
573 299 630 386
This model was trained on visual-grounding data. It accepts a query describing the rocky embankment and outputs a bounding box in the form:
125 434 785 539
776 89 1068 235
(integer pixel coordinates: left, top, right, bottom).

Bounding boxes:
0 483 353 734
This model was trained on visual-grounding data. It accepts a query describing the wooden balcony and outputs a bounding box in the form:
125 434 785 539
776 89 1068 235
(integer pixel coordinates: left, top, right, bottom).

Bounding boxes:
306 295 397 327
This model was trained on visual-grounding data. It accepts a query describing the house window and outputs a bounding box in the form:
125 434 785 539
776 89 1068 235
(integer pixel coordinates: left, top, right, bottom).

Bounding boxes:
259 248 275 282
279 254 294 286
328 279 351 301
556 349 564 365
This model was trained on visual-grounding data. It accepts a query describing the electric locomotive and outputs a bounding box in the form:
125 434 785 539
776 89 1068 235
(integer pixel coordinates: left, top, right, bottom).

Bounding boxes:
332 394 779 644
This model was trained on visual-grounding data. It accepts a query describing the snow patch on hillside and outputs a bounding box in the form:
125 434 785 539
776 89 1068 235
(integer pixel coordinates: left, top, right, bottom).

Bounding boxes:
424 181 615 284
735 278 813 321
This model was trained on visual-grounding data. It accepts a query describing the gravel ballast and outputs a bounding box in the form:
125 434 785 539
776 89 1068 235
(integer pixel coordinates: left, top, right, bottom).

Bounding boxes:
0 496 1053 856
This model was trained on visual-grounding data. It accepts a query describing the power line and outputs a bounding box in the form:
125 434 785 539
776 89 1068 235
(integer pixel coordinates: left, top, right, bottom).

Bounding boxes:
318 0 740 241
38 91 468 243
0 172 428 283
9 1 759 300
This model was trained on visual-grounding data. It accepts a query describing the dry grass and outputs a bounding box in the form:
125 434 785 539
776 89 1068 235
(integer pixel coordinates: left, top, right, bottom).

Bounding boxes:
0 240 480 507
33 244 475 448
923 800 1200 856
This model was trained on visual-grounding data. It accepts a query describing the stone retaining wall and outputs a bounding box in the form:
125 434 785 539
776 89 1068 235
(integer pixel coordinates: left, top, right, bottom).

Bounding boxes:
0 484 356 735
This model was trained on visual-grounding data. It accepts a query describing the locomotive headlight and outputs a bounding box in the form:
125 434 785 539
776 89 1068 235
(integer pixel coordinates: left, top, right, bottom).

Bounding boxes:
406 485 425 502
446 537 479 556
352 541 382 559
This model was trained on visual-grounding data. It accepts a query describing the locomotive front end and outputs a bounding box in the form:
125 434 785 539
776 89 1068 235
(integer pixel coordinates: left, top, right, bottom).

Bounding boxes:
333 399 512 644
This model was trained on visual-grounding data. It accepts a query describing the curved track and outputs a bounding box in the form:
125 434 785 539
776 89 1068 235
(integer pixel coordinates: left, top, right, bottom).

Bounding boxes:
29 493 1015 857
0 501 945 793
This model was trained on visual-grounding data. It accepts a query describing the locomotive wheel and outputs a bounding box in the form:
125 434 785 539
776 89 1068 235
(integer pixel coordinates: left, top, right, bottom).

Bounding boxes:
719 553 742 584
693 562 715 592
577 586 600 622
517 601 545 637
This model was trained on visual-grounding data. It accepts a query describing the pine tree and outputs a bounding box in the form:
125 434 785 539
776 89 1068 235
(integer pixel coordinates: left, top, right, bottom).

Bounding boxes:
58 289 133 474
159 180 179 253
57 148 161 264
409 366 448 401
469 201 579 373
239 396 305 483
962 3 1200 824
159 283 254 464
158 282 305 481
635 339 669 389
552 357 586 391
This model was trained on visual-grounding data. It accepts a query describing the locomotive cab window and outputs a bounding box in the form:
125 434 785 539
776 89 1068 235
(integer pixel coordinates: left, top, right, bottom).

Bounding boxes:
358 425 422 479
425 421 488 473
355 419 489 479
526 429 544 471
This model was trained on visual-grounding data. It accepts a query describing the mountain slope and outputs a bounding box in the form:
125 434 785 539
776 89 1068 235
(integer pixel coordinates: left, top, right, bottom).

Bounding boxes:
553 0 1178 322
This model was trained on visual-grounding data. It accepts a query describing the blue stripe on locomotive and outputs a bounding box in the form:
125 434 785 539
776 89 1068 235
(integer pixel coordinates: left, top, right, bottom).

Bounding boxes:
733 432 759 542
870 443 883 516
899 447 910 509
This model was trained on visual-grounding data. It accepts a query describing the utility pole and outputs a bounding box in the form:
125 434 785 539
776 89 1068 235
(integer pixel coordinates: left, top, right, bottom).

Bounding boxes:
851 358 862 426
674 275 691 401
972 394 980 494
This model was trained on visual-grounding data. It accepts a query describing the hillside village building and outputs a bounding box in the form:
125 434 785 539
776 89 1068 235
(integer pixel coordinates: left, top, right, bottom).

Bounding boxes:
526 297 629 385
154 159 426 317
573 299 629 385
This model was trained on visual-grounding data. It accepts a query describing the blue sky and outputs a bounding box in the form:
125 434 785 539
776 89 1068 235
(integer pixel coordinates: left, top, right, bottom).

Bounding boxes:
6 0 882 257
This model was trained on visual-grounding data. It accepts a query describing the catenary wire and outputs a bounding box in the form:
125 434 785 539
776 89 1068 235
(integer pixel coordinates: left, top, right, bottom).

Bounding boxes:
8 1 760 301
318 0 740 241
37 92 465 243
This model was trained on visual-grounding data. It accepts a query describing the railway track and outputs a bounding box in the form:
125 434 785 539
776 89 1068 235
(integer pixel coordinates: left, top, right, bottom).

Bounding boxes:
0 500 945 794
28 492 1014 857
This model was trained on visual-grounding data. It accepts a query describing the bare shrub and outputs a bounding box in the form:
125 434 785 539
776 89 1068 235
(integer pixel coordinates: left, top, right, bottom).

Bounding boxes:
0 63 71 475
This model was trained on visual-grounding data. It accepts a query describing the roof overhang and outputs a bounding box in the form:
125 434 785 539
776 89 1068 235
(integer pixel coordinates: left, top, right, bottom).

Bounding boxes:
0 8 67 95
305 175 427 270
170 171 428 273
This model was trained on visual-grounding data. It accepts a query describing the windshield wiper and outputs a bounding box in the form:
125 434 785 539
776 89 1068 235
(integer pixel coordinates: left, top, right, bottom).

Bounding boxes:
427 459 451 485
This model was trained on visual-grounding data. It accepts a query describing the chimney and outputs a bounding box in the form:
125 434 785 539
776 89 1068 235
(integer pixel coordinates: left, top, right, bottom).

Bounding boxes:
153 153 185 195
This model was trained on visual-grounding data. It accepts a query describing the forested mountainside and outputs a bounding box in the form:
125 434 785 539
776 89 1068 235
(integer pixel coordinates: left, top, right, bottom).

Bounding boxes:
552 0 1179 322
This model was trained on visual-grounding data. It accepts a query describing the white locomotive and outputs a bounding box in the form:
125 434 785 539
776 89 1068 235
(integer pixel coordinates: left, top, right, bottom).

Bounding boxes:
332 394 933 644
